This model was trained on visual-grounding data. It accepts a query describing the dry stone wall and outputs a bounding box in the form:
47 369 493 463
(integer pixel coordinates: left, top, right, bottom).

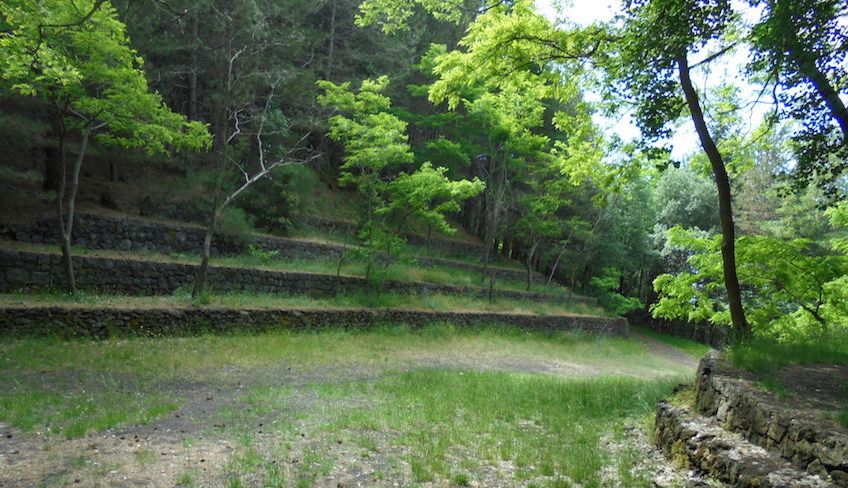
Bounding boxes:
655 402 836 487
694 354 848 485
0 249 590 304
0 305 629 338
1 213 549 286
628 311 727 347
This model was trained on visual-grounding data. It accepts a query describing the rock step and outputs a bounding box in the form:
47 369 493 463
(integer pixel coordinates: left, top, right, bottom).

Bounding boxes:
0 305 629 338
0 212 547 284
655 402 837 488
0 248 595 305
695 354 848 485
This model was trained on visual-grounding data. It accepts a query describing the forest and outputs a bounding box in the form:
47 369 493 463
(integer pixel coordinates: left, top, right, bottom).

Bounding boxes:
0 0 847 486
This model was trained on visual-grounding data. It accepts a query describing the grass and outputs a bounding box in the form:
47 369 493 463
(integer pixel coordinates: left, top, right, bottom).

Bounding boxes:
201 249 561 295
726 335 848 373
838 409 848 428
0 287 609 318
0 325 693 485
292 370 679 486
0 372 179 439
632 326 711 360
0 323 685 378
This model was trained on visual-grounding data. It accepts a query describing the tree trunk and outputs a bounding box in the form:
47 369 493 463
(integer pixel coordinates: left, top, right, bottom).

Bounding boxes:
325 0 337 81
525 237 540 292
192 210 219 297
189 11 199 121
547 243 568 286
785 24 848 141
109 160 119 182
677 54 749 337
797 54 848 141
314 0 338 183
57 128 90 294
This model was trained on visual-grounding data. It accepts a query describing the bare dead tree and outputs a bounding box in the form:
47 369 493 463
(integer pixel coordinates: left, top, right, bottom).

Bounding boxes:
192 76 319 297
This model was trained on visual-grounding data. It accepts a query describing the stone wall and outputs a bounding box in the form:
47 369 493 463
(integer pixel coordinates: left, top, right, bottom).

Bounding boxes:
628 311 727 347
0 305 629 338
694 353 848 485
2 213 550 286
655 402 836 487
0 249 593 305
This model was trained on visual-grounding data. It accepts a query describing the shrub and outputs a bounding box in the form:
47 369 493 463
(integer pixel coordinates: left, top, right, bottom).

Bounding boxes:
237 166 300 235
218 207 255 247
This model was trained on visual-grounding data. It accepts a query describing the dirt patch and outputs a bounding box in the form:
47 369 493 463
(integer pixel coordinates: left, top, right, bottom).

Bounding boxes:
778 363 848 412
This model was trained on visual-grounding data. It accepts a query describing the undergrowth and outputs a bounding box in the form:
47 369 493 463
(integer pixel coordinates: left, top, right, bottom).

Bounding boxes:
726 335 848 372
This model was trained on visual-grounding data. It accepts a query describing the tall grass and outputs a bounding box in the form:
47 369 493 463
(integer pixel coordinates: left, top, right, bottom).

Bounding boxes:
326 370 680 486
1 288 608 317
726 334 848 372
0 325 691 451
0 323 689 378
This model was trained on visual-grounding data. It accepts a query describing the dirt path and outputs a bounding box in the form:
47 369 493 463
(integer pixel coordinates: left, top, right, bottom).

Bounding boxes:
632 331 703 370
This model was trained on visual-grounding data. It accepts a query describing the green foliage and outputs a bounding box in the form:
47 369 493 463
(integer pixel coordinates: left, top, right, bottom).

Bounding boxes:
654 166 718 231
589 268 643 315
318 77 483 285
827 202 848 254
747 0 848 192
318 76 413 181
217 207 255 247
236 167 300 235
247 245 279 265
379 162 484 236
727 335 848 372
653 206 848 339
608 0 735 142
356 0 464 34
0 0 210 152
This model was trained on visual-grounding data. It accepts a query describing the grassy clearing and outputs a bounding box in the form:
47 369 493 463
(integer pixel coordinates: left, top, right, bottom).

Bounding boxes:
726 335 848 372
0 324 682 378
632 326 711 360
214 251 562 295
0 288 608 317
0 325 692 485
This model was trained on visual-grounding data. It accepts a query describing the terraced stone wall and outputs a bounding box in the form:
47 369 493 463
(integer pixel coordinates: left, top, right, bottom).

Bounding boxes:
1 213 549 285
695 354 848 485
0 306 629 338
0 249 590 304
629 311 727 347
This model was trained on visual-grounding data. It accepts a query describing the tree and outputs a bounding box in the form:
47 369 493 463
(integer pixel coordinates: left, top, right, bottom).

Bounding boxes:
653 224 848 338
654 166 719 232
178 0 323 297
0 0 210 293
610 0 750 336
747 0 848 192
514 156 574 291
318 77 483 285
